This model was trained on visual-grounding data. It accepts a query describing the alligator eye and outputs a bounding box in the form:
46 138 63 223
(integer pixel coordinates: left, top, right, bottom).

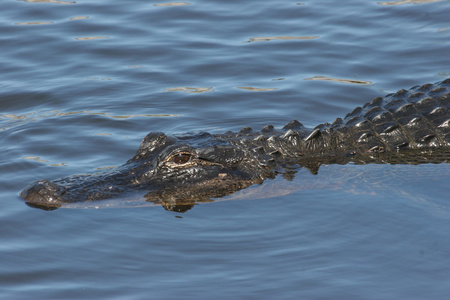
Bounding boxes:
169 153 192 165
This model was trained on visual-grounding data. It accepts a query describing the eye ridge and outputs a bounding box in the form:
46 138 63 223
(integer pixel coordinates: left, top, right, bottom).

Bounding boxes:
168 152 193 165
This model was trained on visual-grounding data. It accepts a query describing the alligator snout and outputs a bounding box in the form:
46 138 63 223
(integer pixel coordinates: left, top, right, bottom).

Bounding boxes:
20 180 65 210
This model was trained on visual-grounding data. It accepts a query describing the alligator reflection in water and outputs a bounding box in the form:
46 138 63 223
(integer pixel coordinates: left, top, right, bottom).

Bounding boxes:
21 79 450 211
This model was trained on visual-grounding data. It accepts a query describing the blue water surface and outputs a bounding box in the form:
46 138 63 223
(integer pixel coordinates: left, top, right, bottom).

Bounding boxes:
1 0 449 299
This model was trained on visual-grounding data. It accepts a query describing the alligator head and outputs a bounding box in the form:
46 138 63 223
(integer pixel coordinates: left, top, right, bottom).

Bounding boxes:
20 131 267 211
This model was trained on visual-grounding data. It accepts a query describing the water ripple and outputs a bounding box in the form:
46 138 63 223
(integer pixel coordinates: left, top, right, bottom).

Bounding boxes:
304 76 372 85
236 87 278 92
18 0 76 4
75 36 110 40
0 111 178 131
15 21 54 25
378 0 442 5
153 2 190 7
247 36 319 43
166 87 214 93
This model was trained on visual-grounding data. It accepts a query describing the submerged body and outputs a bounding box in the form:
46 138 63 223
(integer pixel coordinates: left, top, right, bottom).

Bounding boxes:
21 79 450 210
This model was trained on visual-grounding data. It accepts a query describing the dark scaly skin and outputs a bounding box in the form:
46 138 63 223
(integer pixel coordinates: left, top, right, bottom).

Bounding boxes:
20 79 450 210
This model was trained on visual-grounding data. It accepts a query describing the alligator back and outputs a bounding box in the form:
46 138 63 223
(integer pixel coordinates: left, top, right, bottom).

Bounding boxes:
312 79 450 154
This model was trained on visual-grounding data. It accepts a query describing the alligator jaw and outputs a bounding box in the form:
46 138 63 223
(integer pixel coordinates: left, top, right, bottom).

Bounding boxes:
20 170 262 211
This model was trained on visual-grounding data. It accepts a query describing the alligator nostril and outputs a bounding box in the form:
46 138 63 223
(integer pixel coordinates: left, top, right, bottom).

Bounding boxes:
20 180 65 210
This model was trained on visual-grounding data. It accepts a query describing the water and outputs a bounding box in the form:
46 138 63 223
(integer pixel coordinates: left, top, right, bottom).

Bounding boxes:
1 0 449 298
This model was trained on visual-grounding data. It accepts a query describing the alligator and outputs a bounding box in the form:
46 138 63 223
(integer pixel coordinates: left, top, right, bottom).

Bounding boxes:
21 79 450 211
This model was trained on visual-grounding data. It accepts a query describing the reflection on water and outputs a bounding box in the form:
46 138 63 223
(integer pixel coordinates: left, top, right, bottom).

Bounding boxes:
15 16 89 25
75 36 110 40
153 2 190 7
236 87 278 92
1 111 178 120
166 86 280 92
166 87 213 93
247 36 319 43
86 77 112 80
23 156 67 166
24 153 450 211
23 156 48 163
378 0 441 5
15 21 54 25
304 76 372 85
69 16 89 21
94 133 113 136
0 111 178 130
